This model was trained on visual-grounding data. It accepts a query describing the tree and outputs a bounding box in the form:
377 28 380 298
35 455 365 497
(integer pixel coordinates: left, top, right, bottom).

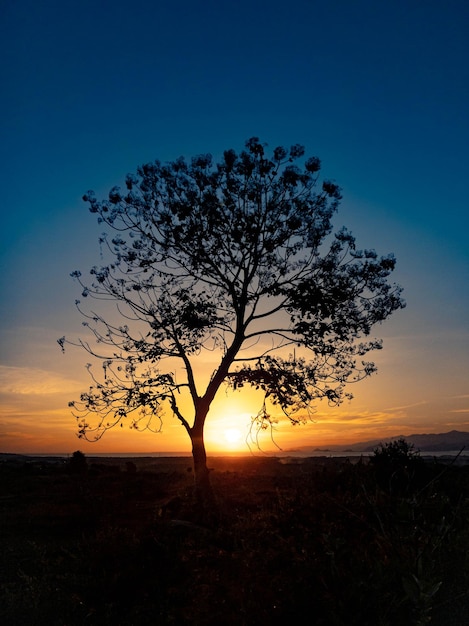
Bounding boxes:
59 137 405 511
371 438 424 494
68 450 88 475
372 438 422 467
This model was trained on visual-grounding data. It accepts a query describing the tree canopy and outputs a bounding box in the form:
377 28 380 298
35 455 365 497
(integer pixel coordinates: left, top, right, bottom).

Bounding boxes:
60 137 405 504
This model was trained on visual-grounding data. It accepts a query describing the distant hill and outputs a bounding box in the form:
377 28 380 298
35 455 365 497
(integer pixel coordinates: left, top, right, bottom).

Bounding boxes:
399 430 469 452
291 430 469 454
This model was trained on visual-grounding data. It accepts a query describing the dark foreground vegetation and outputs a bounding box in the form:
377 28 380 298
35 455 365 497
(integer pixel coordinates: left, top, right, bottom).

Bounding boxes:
1 447 469 625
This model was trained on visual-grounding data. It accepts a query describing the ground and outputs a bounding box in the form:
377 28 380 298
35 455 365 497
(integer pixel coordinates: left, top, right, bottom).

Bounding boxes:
1 454 469 625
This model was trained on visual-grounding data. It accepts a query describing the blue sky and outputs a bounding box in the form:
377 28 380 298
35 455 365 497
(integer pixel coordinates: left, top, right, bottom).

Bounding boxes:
1 0 468 453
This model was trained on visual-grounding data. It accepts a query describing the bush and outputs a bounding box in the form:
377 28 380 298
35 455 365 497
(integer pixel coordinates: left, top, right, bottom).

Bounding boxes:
370 438 424 494
68 450 88 475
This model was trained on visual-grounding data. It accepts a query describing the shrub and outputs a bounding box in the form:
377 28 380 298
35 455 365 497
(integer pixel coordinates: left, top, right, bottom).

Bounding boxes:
68 450 88 474
370 438 424 494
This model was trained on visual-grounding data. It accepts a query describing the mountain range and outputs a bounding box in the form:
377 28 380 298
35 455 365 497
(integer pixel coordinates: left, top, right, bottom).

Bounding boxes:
291 430 469 454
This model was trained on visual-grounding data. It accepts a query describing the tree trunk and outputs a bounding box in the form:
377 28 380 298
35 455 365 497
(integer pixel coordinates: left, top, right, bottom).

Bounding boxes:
190 430 217 523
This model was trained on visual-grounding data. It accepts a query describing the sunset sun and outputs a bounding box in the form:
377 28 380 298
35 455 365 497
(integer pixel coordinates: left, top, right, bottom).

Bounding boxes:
224 428 242 444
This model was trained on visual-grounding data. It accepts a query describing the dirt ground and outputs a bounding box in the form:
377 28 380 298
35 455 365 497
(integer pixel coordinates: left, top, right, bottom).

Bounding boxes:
1 453 469 625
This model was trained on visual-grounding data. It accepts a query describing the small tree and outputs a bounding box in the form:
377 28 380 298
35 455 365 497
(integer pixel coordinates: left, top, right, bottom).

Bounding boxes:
371 438 424 494
68 450 88 475
59 138 405 510
372 438 422 466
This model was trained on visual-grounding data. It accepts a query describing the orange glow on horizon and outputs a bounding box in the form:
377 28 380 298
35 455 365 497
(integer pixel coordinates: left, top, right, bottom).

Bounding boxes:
1 359 469 456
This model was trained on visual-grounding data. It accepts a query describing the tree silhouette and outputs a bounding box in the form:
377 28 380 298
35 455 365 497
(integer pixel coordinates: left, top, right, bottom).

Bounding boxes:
59 137 405 510
68 450 88 475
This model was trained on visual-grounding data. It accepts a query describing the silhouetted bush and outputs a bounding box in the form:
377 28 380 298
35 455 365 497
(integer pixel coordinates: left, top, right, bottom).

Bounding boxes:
68 450 88 474
370 438 425 494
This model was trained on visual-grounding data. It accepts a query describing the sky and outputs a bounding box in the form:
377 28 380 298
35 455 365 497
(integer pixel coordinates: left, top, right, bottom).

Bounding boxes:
1 0 468 455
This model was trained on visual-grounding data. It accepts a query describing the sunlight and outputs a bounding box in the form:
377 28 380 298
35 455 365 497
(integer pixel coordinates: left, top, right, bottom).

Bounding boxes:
203 391 266 452
224 428 242 444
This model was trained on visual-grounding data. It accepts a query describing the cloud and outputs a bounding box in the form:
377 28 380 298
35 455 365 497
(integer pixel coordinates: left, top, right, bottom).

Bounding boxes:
324 411 397 425
277 407 397 427
384 400 428 412
0 365 82 395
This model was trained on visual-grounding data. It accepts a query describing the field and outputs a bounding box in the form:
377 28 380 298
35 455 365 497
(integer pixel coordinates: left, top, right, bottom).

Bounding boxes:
1 453 469 625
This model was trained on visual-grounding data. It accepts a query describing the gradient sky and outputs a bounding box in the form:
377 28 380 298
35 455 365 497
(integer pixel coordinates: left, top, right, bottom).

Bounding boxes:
1 0 468 455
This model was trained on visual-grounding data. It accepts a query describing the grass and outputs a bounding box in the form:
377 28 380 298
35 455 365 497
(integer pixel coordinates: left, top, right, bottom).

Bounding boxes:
1 453 469 625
